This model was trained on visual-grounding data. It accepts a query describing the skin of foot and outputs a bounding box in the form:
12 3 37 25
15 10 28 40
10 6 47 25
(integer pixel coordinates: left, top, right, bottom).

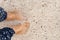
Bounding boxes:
11 21 30 34
6 10 24 21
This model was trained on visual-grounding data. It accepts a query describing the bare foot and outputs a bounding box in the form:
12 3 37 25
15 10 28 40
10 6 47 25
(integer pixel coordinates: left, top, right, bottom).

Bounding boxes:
12 21 30 34
6 10 23 21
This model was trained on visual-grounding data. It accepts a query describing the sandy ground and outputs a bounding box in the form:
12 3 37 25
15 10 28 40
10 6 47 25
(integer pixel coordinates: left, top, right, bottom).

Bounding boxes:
0 0 60 40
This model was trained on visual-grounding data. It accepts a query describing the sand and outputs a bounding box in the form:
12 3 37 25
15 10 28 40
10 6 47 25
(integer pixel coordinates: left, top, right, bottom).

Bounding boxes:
0 0 60 40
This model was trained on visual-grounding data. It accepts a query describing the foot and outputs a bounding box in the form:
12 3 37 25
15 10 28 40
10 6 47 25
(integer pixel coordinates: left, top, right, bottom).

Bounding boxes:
12 21 30 34
6 10 23 21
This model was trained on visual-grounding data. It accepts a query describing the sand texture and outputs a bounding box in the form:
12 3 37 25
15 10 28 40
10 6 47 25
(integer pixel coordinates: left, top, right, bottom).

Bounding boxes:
0 0 60 40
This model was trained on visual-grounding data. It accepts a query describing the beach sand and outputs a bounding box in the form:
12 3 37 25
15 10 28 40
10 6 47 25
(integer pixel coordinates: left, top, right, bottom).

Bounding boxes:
0 0 60 40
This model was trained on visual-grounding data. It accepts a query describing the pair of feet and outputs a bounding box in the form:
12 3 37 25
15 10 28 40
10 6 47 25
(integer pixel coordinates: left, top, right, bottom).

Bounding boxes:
7 10 30 35
0 7 30 35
